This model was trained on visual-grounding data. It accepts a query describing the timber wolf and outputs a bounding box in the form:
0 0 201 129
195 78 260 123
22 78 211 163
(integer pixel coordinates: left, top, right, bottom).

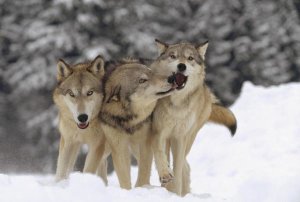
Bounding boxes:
99 58 177 189
53 55 108 183
150 40 237 196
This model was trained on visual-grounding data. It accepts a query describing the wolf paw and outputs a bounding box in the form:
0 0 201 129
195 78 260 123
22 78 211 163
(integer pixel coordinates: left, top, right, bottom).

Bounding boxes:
159 170 174 185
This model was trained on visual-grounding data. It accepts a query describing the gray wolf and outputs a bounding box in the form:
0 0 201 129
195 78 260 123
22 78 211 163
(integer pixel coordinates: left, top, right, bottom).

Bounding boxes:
100 58 177 189
150 40 237 196
53 55 108 183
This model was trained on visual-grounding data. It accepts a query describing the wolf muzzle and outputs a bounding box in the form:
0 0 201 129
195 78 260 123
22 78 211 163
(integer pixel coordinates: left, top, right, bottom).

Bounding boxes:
77 114 89 129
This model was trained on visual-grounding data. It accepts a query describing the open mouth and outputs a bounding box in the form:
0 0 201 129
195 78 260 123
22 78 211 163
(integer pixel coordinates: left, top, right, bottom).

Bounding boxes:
174 72 188 90
77 122 89 129
156 73 188 95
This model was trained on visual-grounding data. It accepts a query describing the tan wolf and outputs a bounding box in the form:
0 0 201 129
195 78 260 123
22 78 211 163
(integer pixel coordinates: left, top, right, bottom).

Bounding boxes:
53 55 108 184
99 59 177 189
150 40 237 196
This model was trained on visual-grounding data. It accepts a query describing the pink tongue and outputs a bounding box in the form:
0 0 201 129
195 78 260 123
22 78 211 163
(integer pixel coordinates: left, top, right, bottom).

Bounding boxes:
175 73 187 86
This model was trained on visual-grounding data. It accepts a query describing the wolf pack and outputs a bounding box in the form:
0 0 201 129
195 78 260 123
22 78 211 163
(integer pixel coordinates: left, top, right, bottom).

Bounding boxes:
53 39 237 196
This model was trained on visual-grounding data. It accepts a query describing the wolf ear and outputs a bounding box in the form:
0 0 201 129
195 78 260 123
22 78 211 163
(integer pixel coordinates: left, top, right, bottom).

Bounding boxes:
88 55 105 78
105 85 121 103
57 59 72 81
155 39 168 55
196 41 209 59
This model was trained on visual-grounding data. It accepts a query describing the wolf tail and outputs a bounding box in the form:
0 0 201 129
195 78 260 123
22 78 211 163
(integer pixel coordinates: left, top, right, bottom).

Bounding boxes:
209 104 237 136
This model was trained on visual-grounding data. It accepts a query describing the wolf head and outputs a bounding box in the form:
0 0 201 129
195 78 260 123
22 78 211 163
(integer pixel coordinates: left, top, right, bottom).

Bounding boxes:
104 61 176 107
101 61 176 134
151 39 208 93
54 55 105 129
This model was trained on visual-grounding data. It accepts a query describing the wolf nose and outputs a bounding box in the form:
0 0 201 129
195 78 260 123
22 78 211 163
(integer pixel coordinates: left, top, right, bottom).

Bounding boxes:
78 114 88 123
177 63 186 72
167 74 175 84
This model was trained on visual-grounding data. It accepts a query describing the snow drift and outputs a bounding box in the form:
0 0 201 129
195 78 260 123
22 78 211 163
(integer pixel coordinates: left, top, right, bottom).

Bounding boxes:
0 82 300 202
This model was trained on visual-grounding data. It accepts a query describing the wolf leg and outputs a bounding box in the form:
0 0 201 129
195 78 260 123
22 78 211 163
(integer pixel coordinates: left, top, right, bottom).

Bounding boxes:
135 138 153 187
56 137 79 181
165 139 171 163
97 158 108 185
108 136 131 189
152 133 173 185
166 137 186 196
83 142 105 174
66 142 80 174
181 159 191 196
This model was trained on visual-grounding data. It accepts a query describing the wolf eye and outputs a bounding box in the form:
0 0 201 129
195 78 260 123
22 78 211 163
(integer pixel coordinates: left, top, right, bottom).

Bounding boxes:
170 54 176 59
68 90 75 97
87 90 94 96
139 78 148 84
188 56 194 61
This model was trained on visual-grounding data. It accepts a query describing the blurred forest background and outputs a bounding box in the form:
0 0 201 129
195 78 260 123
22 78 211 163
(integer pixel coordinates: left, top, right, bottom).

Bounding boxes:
0 0 299 173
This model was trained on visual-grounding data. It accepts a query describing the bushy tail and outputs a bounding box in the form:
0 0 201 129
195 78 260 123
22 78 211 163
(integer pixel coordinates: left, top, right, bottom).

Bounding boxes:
209 104 237 136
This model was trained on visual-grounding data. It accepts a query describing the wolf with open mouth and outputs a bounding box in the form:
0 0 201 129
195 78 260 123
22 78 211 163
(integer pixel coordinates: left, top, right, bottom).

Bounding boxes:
53 55 108 183
150 40 237 196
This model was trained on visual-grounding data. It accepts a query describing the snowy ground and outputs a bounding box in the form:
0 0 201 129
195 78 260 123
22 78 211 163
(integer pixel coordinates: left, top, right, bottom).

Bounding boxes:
1 82 300 202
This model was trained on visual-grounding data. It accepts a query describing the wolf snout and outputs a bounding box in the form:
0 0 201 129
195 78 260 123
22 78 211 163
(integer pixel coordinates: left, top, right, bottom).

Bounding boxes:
177 63 186 72
77 114 89 129
77 114 88 123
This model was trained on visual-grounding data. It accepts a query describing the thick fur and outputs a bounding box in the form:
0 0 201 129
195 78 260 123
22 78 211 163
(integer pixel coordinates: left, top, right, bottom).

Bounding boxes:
53 55 108 184
209 103 237 135
100 60 176 189
151 40 237 196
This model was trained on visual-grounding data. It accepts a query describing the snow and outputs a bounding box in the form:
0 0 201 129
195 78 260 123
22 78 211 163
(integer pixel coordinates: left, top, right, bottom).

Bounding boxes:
188 82 300 202
1 82 300 201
